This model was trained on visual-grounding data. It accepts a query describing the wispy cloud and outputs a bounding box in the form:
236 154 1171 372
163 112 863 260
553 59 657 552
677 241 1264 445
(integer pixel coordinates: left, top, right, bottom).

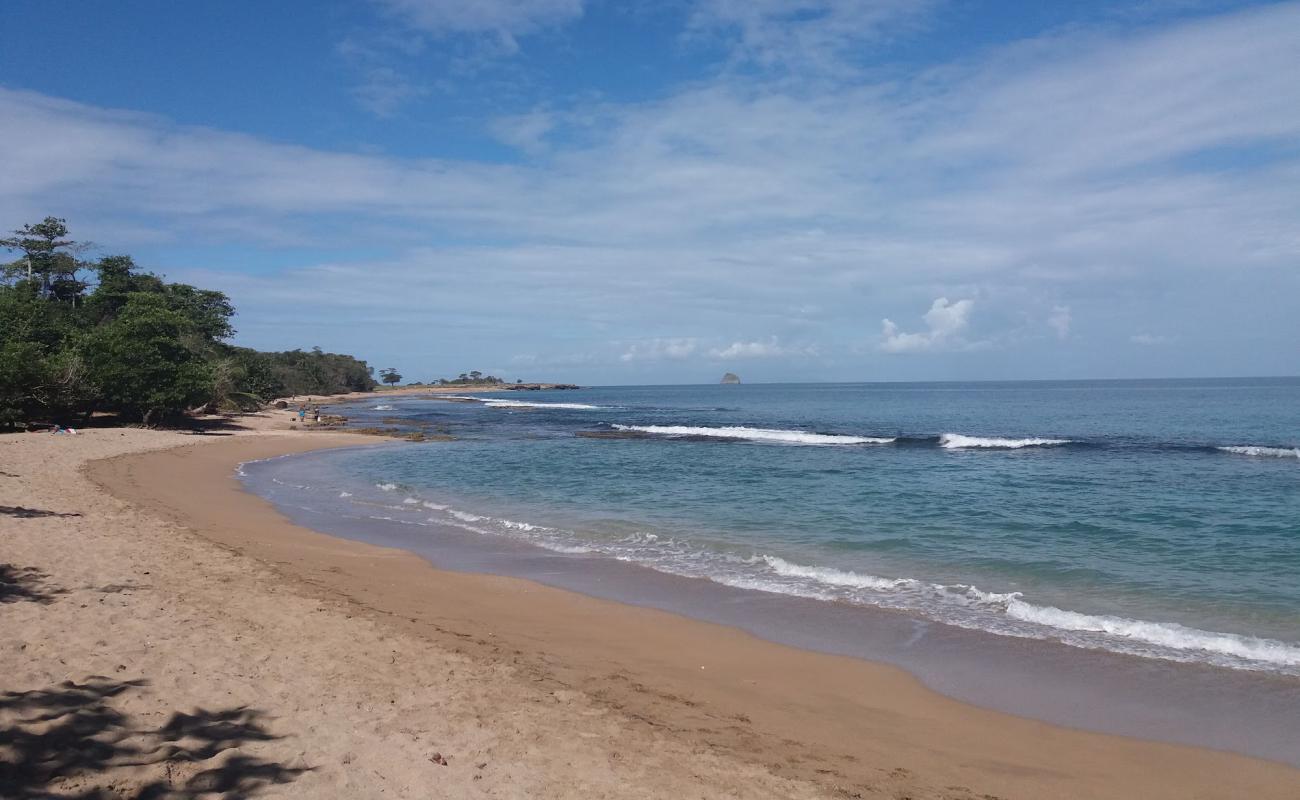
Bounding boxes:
1130 333 1176 346
375 0 585 51
620 338 700 362
687 0 936 71
1048 305 1072 340
709 338 817 359
2 3 1298 379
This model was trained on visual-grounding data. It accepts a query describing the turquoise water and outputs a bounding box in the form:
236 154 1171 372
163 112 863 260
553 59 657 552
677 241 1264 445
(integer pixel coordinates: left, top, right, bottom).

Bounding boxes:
253 379 1300 675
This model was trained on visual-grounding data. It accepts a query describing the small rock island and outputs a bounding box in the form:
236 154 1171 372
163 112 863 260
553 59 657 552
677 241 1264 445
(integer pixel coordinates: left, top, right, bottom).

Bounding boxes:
720 372 741 384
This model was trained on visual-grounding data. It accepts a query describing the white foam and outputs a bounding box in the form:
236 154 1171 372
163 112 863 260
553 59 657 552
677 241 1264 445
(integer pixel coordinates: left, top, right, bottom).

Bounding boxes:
482 399 605 410
612 425 894 445
754 555 1300 670
940 433 1070 449
376 483 398 491
338 492 353 498
535 543 596 555
709 573 838 602
762 555 910 591
1004 600 1300 667
501 519 542 531
371 404 395 411
449 510 486 522
1218 445 1300 459
421 500 449 511
402 498 419 505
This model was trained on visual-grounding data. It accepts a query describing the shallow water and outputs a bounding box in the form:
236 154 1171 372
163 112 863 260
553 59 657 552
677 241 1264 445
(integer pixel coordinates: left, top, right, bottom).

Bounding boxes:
242 379 1300 763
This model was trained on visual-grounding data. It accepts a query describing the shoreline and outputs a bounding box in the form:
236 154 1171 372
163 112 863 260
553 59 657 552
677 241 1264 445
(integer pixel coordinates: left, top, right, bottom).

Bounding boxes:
240 444 1300 768
80 427 1300 797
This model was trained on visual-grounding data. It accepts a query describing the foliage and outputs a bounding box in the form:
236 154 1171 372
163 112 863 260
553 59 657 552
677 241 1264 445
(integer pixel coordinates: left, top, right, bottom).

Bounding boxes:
0 217 377 427
379 367 402 386
81 294 213 425
434 372 505 385
0 216 87 302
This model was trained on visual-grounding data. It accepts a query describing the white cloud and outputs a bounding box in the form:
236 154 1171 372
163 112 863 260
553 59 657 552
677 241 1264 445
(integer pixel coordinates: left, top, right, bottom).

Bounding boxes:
1130 333 1176 346
490 111 556 153
376 0 585 48
620 338 700 362
688 0 934 70
880 297 975 353
1048 305 1071 340
708 338 816 359
2 4 1299 378
350 66 428 117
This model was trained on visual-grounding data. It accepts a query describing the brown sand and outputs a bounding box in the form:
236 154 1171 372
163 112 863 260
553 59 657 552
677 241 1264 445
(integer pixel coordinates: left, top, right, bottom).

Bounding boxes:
4 421 1298 798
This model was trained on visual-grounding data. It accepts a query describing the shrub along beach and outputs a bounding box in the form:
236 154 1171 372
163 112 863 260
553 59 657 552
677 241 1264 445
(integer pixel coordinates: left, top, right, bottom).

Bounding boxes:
1 217 376 428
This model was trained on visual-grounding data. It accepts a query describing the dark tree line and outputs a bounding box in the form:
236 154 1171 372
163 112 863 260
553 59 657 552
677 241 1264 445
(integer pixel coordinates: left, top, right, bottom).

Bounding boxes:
436 371 506 385
0 217 376 427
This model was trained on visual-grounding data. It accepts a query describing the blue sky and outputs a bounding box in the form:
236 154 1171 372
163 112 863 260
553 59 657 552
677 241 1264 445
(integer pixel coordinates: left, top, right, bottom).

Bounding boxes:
1 0 1297 383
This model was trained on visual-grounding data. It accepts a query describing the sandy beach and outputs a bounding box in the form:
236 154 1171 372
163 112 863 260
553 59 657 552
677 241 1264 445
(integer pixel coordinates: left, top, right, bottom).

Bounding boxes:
3 417 1298 799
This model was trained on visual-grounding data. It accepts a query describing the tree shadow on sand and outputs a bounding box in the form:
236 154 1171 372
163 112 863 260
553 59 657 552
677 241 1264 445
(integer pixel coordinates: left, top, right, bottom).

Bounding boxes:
0 677 310 799
0 565 65 604
0 505 83 519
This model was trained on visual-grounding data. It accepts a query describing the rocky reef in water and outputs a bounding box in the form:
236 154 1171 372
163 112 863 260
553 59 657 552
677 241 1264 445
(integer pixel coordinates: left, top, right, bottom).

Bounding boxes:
720 372 741 384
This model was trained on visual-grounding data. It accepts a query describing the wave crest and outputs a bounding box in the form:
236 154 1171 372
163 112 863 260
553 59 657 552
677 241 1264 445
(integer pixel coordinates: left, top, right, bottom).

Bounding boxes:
1218 445 1300 459
483 399 606 410
759 556 1300 669
940 433 1070 449
611 425 894 445
1004 600 1300 667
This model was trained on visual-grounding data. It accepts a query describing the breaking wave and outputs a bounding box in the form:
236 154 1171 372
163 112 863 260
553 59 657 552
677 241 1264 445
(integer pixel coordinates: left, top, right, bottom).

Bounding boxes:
757 557 1300 671
440 395 609 410
341 482 1300 673
1218 445 1300 459
482 399 607 410
261 470 1300 675
610 425 894 445
939 433 1071 449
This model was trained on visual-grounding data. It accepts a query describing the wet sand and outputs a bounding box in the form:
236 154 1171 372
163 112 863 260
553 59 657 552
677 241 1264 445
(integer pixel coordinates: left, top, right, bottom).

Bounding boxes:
63 427 1300 798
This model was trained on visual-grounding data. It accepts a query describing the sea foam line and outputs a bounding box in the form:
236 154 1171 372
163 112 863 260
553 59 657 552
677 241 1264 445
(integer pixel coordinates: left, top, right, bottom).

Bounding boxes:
758 556 1300 669
334 485 1300 673
939 433 1070 449
1218 445 1300 459
482 399 606 410
611 424 894 445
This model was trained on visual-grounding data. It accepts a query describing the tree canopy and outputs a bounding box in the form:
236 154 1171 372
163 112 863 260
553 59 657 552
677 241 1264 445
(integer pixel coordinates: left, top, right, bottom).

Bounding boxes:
0 217 377 427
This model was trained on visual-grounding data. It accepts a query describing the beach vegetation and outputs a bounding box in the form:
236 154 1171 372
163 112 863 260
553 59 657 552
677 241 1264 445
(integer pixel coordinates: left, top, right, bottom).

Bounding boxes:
0 216 378 427
434 372 507 386
379 367 402 385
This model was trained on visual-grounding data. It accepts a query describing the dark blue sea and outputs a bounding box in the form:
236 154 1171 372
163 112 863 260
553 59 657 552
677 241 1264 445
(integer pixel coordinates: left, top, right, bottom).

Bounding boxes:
254 379 1300 673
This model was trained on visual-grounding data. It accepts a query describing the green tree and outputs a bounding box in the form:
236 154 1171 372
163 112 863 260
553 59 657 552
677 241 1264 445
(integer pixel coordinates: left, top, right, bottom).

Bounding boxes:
0 215 378 427
82 294 212 425
379 367 402 386
1 217 87 302
0 280 91 425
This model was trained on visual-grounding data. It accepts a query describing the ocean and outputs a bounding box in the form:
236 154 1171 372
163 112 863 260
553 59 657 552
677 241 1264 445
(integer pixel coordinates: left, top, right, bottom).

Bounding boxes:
242 379 1300 761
